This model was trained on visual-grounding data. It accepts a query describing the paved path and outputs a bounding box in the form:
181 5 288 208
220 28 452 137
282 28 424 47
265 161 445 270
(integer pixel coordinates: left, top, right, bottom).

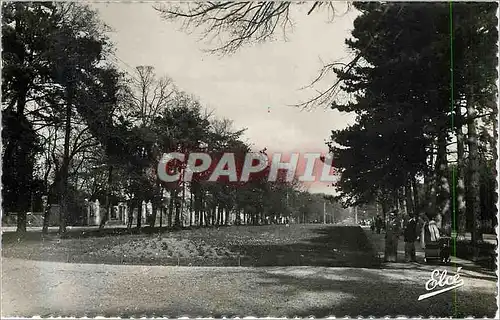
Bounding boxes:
2 226 497 318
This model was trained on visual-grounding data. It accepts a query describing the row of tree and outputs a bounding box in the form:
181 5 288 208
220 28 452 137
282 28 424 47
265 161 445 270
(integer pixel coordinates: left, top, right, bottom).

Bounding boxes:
2 3 339 235
328 3 497 244
156 2 498 253
4 3 497 248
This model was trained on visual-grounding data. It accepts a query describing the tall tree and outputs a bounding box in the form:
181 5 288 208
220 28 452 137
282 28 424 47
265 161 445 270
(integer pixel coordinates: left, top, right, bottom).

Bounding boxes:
325 2 497 259
450 3 498 243
48 4 116 234
2 3 61 233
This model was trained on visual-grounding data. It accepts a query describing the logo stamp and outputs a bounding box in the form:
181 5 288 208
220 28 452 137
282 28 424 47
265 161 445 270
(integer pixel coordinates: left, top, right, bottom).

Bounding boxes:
418 267 465 301
156 151 339 185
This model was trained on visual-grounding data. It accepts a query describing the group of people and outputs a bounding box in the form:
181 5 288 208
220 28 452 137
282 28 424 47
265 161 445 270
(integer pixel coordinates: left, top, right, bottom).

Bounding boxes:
407 213 447 262
370 210 445 263
370 215 384 234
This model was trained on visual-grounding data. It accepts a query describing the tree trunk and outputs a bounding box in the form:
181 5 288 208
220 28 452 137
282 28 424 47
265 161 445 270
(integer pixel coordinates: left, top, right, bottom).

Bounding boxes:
137 202 142 229
405 178 414 217
200 193 206 226
393 190 398 212
168 190 174 228
434 131 449 227
199 193 204 227
159 206 163 228
179 182 186 227
220 206 224 225
44 170 60 233
216 205 220 225
424 145 436 212
203 211 209 227
198 201 202 227
189 189 193 227
381 199 388 223
127 202 134 230
42 204 51 234
150 204 157 228
456 105 467 236
466 96 483 244
99 165 113 230
195 185 202 226
193 191 199 226
411 175 419 214
58 84 73 235
218 206 224 225
397 188 404 213
235 209 241 225
225 207 230 226
491 109 498 235
174 197 181 229
211 204 216 226
17 211 27 234
11 82 32 235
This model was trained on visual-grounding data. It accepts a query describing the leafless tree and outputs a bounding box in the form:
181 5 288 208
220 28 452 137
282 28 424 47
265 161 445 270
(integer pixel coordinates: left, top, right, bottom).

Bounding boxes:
154 2 398 110
210 117 247 149
122 66 177 126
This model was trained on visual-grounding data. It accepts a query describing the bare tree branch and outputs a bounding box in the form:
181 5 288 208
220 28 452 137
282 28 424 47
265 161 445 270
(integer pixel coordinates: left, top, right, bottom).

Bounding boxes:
155 2 308 55
293 5 392 110
154 1 356 108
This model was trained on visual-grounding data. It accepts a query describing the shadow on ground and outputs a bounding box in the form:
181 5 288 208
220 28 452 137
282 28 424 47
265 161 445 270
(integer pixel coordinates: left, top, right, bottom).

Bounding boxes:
57 267 496 318
232 226 381 268
252 269 497 318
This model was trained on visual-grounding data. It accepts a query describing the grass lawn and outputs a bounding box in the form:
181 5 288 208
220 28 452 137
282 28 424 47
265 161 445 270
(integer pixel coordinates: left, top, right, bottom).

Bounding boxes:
2 224 381 267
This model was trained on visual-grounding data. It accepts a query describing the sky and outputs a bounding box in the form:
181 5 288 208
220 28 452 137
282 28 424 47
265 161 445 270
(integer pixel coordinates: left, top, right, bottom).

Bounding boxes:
92 2 359 195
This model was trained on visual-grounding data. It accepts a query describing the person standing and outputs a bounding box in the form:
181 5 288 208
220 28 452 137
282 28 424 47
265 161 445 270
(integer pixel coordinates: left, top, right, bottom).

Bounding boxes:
384 210 401 262
403 216 418 262
427 218 441 243
420 215 440 247
375 215 382 234
435 213 443 230
418 214 429 249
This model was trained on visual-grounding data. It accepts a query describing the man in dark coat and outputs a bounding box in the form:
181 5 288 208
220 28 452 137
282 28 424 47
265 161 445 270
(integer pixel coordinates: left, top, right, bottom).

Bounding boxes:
403 216 418 262
384 210 401 262
375 215 383 234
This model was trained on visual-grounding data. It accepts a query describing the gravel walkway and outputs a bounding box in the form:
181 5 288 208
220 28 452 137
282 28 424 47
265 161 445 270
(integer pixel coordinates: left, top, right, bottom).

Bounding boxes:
2 256 497 318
